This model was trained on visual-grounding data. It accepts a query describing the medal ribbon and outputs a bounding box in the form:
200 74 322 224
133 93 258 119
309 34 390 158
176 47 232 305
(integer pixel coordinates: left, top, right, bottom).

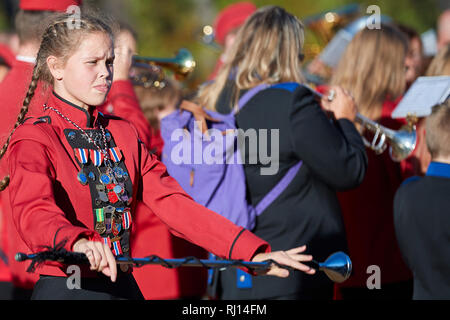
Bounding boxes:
112 240 122 256
103 237 111 248
90 149 103 167
74 148 89 164
109 147 122 163
122 209 132 230
95 208 104 223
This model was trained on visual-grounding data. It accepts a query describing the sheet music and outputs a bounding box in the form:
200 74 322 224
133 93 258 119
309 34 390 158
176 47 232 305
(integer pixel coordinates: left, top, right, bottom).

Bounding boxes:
392 76 450 118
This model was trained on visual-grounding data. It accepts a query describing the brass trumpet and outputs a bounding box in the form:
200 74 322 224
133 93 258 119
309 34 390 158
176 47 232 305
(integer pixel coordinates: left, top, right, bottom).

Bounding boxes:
131 48 196 88
356 113 417 162
312 88 417 162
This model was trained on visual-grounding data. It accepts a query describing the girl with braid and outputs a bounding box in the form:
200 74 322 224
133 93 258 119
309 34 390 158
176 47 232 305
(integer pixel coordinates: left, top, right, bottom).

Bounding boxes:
0 0 84 299
0 13 315 300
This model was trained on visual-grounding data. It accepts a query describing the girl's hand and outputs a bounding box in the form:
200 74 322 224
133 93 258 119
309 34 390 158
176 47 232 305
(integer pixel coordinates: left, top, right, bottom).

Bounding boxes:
251 245 316 278
113 31 136 81
73 238 117 282
321 86 357 122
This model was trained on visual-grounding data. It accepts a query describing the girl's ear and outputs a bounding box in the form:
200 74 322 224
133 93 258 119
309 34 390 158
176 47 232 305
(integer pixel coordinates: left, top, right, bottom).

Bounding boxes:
46 55 64 81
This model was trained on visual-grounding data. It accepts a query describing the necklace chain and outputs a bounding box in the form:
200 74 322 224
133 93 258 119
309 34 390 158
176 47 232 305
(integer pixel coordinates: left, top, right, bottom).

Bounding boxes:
43 104 111 161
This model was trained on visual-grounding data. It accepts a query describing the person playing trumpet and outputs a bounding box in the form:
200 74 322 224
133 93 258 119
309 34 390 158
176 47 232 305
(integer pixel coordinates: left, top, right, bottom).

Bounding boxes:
329 23 415 299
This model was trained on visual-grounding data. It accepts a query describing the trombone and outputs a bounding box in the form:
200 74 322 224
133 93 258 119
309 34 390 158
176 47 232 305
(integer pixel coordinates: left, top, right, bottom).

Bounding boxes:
312 88 417 162
130 48 196 88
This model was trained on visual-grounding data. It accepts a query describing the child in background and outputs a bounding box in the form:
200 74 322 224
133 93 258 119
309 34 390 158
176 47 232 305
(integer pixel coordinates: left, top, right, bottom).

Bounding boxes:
394 100 450 300
133 77 208 299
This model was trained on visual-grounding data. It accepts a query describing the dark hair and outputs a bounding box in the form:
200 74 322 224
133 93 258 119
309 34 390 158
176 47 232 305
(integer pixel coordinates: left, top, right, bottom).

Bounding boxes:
117 20 138 42
396 23 420 41
0 12 114 191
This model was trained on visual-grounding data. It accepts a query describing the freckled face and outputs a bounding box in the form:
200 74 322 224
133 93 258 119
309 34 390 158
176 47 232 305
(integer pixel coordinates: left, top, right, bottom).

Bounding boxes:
54 32 114 109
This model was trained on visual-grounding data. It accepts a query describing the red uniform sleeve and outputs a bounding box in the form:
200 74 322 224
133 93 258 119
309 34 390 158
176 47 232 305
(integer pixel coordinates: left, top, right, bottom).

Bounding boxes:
104 80 153 150
138 143 270 263
0 44 15 67
7 131 101 254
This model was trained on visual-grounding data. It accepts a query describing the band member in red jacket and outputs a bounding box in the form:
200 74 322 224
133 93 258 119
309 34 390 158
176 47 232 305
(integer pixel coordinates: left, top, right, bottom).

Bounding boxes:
0 0 84 299
0 12 315 300
0 42 16 299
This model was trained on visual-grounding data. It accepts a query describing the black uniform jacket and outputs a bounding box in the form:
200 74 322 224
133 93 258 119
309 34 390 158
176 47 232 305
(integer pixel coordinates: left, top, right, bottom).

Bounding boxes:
394 162 450 300
215 82 368 299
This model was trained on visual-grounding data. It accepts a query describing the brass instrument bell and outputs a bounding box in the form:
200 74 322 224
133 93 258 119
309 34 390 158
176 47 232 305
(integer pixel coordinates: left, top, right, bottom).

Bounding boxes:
131 48 196 88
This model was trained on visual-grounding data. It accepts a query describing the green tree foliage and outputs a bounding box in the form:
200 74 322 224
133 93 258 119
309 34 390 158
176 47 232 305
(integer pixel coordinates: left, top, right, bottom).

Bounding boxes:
0 0 442 90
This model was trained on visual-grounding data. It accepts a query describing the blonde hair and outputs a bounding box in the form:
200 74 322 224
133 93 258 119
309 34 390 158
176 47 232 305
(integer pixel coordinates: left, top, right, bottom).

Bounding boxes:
196 6 305 111
425 44 450 76
426 100 450 158
0 13 114 191
331 24 408 120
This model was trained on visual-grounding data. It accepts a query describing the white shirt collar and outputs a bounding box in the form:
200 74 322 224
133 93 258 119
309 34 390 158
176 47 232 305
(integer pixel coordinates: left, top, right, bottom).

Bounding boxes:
15 55 36 64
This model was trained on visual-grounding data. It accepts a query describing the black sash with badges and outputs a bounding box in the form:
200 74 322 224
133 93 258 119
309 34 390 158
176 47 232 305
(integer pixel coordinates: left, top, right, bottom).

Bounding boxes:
64 128 133 258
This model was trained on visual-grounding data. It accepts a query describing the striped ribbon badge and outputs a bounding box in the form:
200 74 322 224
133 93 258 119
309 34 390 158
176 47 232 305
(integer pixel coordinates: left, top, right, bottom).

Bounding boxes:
95 208 104 223
74 148 89 164
109 147 122 163
103 237 111 248
112 240 122 256
122 209 132 230
90 149 103 167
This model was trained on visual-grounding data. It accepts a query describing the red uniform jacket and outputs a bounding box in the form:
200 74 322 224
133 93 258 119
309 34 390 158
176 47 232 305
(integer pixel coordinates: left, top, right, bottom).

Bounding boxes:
0 44 16 67
97 81 161 156
0 44 14 282
6 92 270 279
98 80 203 299
0 58 49 288
336 99 412 289
0 195 11 283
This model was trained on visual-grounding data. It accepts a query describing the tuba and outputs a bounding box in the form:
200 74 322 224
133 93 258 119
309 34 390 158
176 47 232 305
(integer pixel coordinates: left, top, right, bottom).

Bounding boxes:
131 48 196 88
302 4 361 85
303 3 361 58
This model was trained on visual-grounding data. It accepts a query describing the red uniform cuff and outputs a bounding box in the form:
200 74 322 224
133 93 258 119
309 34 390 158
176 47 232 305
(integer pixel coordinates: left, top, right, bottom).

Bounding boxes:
228 228 271 261
108 80 135 98
228 228 271 276
53 226 102 252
